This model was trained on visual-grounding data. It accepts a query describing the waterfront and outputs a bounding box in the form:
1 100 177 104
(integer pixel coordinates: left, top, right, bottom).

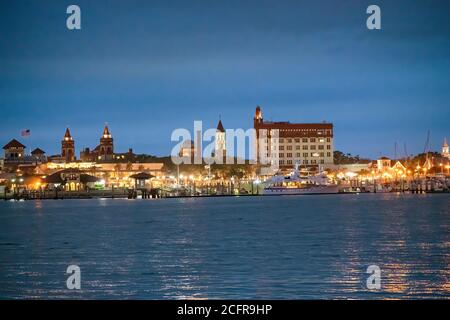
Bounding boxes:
0 194 449 299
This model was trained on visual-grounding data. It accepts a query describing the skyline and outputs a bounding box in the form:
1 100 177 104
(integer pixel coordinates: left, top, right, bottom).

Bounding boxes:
1 0 450 158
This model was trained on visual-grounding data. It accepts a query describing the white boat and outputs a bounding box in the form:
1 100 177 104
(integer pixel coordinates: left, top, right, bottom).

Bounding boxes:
263 164 339 195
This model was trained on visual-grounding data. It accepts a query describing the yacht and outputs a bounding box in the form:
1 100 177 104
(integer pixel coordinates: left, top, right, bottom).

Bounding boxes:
263 164 339 195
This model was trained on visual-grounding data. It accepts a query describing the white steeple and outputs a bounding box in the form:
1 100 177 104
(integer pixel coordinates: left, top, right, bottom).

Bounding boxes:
442 137 450 159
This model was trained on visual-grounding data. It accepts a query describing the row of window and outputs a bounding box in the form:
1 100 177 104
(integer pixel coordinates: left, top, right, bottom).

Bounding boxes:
278 145 331 151
271 129 333 135
278 152 332 158
276 137 331 143
280 159 325 165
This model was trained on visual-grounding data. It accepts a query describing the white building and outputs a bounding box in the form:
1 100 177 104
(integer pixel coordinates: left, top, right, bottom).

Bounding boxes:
442 138 450 159
215 119 226 156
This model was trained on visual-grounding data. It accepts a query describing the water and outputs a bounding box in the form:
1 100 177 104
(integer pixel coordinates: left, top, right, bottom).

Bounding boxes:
0 193 449 299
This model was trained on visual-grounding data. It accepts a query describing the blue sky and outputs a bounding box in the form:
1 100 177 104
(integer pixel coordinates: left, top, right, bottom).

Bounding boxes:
0 0 449 158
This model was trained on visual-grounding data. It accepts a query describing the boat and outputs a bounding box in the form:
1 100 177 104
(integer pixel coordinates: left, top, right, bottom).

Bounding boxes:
263 163 339 195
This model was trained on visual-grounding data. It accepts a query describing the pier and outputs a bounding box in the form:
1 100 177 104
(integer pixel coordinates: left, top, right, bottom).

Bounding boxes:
2 177 449 201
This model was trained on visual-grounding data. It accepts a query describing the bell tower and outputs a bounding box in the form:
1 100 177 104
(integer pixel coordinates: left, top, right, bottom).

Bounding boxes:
99 125 114 161
61 128 75 162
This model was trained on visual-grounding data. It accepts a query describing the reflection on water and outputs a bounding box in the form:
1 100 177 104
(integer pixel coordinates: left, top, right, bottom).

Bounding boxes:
0 193 449 299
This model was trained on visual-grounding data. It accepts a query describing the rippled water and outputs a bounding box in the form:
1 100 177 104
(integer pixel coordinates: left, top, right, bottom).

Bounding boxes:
0 193 449 299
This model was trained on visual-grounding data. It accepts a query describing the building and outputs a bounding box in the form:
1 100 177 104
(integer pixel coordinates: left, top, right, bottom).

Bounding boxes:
80 126 116 162
99 125 114 161
31 148 46 162
2 139 48 173
3 139 26 162
253 106 334 169
61 128 76 162
45 169 99 191
113 148 136 162
442 138 450 159
39 161 164 189
179 139 195 159
215 118 226 156
376 156 392 172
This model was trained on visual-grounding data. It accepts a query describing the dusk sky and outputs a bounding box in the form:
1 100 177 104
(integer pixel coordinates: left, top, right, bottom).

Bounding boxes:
0 0 449 158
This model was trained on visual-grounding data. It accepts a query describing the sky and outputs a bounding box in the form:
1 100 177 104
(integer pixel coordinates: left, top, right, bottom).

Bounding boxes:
0 0 449 158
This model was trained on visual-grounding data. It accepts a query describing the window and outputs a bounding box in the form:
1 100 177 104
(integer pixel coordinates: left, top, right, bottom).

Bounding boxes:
279 160 285 165
287 153 292 158
296 145 300 150
287 146 292 150
310 145 316 150
279 146 284 150
303 153 309 157
279 138 284 143
311 159 317 164
327 152 331 157
287 160 292 165
294 138 300 143
279 153 284 158
327 138 331 142
302 145 308 150
296 153 301 157
327 145 331 150
287 139 292 143
304 160 309 164
320 159 324 164
318 145 324 150
310 138 316 143
302 138 308 143
320 152 324 157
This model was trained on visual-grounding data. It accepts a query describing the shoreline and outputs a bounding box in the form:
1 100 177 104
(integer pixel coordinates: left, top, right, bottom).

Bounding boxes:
2 190 449 202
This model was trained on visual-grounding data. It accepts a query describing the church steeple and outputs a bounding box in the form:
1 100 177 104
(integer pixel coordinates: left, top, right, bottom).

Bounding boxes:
216 118 225 133
215 117 226 157
103 125 112 139
64 128 73 140
61 127 75 162
99 124 114 161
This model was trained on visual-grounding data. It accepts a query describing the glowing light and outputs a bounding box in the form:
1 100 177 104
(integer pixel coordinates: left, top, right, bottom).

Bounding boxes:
345 172 358 178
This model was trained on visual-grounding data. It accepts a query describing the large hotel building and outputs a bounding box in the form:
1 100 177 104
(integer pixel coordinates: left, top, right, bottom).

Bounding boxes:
253 106 334 169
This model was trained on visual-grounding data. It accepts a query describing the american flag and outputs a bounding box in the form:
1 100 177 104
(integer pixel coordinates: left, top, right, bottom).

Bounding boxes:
21 129 30 137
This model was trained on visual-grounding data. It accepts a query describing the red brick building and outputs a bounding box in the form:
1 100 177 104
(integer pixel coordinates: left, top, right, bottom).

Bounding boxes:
253 106 334 168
